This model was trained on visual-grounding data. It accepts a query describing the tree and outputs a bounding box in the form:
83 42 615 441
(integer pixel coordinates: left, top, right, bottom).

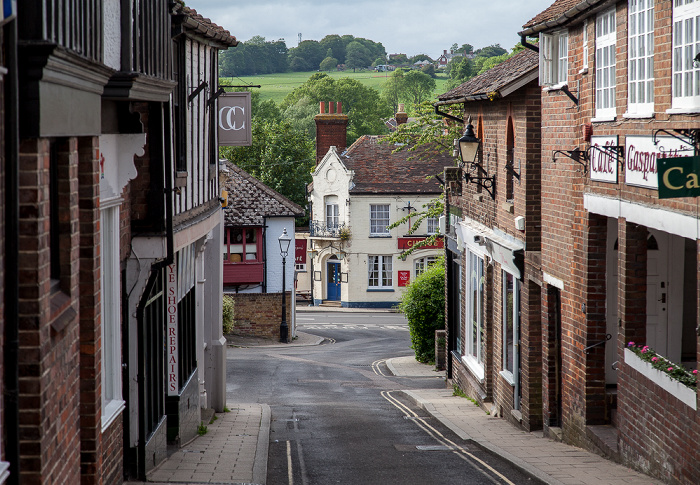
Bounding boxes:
381 69 405 114
475 43 507 58
421 64 436 78
445 57 474 90
320 56 338 71
345 41 371 71
459 43 474 55
402 70 436 108
320 34 346 64
398 258 445 363
219 36 288 76
288 40 325 71
475 52 511 76
410 54 433 64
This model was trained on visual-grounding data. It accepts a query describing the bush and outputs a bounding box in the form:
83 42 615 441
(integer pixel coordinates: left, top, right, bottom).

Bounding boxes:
398 258 445 363
222 295 235 334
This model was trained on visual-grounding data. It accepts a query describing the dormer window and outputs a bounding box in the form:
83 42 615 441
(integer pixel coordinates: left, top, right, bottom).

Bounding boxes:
540 30 569 86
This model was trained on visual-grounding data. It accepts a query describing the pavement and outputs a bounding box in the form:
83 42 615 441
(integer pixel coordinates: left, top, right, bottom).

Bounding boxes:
128 325 664 485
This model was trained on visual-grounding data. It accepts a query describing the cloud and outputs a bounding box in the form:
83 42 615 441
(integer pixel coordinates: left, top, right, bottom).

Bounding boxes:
186 0 554 58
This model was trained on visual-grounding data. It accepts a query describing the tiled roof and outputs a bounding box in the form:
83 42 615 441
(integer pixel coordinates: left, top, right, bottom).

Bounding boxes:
520 0 606 34
341 136 454 195
173 4 238 47
220 162 304 226
437 49 538 102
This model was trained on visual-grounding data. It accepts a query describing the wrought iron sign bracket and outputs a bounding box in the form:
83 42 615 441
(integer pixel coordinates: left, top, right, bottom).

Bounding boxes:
560 84 579 106
590 144 625 171
552 148 589 174
652 128 700 156
464 163 496 199
188 81 208 103
504 161 521 181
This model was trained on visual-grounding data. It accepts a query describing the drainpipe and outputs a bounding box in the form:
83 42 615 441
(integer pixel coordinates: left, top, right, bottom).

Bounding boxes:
163 102 174 265
4 18 20 485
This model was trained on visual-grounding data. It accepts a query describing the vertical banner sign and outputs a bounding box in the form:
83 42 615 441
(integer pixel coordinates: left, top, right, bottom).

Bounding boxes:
657 156 700 199
295 238 307 271
218 92 252 146
166 264 179 396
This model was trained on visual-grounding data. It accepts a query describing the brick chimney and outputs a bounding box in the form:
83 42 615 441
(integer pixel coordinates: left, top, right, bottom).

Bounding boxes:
395 103 408 126
315 101 348 165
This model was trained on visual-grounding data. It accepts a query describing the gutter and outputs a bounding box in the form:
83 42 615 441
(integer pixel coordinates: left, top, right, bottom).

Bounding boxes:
519 0 609 36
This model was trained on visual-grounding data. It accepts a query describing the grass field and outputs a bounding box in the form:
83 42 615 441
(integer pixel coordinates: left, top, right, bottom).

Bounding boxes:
222 70 449 105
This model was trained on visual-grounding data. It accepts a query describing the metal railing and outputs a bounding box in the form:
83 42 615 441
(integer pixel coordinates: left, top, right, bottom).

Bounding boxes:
309 221 349 238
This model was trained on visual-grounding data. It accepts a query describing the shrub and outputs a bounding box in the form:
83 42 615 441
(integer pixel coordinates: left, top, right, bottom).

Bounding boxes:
222 295 235 334
398 258 445 363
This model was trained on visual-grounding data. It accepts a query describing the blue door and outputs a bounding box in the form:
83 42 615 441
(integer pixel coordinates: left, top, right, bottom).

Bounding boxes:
327 262 341 301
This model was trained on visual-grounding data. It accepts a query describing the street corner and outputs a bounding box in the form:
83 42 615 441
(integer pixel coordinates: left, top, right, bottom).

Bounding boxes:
385 355 446 378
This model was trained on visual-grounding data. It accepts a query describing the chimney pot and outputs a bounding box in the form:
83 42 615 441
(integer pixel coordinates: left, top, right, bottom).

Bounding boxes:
329 102 336 114
319 101 325 114
337 102 342 114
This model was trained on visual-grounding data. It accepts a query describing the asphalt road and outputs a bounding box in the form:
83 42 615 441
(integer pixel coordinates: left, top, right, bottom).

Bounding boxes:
226 311 541 485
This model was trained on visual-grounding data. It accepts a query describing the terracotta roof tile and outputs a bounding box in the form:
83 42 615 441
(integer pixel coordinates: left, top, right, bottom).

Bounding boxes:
174 4 238 47
437 49 538 102
521 0 606 33
220 162 304 226
341 136 454 195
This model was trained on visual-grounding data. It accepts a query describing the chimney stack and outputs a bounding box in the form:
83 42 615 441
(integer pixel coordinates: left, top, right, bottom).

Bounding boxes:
395 103 408 126
314 101 348 165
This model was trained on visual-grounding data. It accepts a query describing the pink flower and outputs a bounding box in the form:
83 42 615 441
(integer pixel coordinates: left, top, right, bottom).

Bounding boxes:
693 370 698 375
627 341 635 347
652 357 658 362
668 367 674 372
642 346 649 353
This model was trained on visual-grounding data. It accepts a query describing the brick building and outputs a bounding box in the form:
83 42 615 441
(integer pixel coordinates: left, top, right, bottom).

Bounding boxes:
517 1 700 483
3 3 236 483
435 49 543 430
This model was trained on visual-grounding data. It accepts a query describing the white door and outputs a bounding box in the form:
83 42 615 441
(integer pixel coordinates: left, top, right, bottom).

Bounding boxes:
646 229 684 362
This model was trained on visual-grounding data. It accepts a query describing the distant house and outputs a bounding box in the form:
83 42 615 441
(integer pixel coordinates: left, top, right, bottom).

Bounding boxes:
437 49 465 67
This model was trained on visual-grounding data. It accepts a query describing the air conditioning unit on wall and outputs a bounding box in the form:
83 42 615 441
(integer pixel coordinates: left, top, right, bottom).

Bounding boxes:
514 216 525 231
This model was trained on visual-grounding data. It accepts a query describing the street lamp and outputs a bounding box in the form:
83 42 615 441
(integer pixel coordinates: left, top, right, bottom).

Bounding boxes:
278 228 292 343
457 122 480 165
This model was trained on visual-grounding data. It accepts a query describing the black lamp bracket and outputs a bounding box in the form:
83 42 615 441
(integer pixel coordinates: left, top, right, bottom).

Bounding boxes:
464 162 496 199
652 128 699 156
552 148 589 174
590 144 625 171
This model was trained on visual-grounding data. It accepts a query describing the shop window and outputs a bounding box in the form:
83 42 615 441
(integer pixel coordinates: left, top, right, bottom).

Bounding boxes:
223 227 262 263
465 252 485 379
502 270 521 410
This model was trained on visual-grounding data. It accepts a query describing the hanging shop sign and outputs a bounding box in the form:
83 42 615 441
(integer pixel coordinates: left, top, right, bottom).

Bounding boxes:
590 136 619 183
218 92 252 146
657 156 700 199
625 135 693 189
398 271 410 287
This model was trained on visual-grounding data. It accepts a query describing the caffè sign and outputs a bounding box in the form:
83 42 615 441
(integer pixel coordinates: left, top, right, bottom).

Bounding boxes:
590 136 619 183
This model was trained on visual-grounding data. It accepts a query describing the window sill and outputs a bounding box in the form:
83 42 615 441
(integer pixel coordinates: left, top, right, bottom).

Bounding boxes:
578 67 589 75
101 399 126 432
591 115 616 123
367 288 394 292
462 355 485 382
666 107 700 115
543 82 568 92
499 370 515 386
369 235 392 238
623 111 654 119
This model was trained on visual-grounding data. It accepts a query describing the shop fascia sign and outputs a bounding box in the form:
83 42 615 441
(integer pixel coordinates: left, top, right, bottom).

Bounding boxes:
398 236 444 250
657 156 700 199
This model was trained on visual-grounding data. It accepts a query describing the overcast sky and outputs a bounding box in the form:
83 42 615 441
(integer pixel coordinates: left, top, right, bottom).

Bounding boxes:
184 0 554 59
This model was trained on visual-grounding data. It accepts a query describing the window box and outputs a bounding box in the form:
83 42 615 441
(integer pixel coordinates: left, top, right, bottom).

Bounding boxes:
624 348 697 410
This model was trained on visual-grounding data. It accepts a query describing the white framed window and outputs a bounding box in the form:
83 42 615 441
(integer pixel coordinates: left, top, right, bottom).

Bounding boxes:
427 216 438 235
325 195 339 229
465 252 485 379
540 31 569 86
414 255 437 277
100 202 125 430
595 7 617 119
672 0 700 110
370 204 390 236
628 0 655 115
368 255 392 288
501 271 520 405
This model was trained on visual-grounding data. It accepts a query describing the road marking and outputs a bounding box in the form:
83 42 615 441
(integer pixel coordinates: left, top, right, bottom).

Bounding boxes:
372 359 388 376
286 440 293 485
299 324 407 331
381 391 515 485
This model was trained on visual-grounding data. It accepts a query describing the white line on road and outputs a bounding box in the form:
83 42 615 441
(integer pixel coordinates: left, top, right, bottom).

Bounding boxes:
286 440 293 485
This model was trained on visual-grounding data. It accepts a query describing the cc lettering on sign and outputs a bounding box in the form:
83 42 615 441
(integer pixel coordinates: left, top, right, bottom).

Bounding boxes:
219 106 246 131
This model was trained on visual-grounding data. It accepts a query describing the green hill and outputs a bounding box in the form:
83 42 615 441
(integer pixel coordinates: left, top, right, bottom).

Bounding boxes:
223 70 449 105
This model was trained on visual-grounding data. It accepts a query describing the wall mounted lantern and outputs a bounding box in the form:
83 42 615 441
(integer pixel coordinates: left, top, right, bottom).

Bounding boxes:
458 121 496 200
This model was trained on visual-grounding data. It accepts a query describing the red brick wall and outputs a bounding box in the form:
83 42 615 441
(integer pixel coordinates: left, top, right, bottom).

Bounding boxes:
228 292 292 339
18 137 81 484
314 102 348 165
